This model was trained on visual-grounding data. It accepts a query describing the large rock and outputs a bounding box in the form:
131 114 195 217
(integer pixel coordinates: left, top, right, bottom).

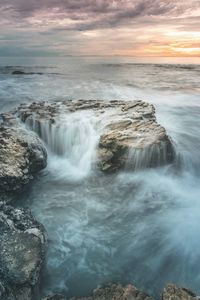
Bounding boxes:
0 202 47 300
15 99 175 173
0 125 47 194
162 284 198 300
97 101 175 172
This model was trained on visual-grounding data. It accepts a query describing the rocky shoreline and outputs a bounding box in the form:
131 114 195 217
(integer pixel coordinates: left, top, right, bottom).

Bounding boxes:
0 99 194 300
0 203 47 300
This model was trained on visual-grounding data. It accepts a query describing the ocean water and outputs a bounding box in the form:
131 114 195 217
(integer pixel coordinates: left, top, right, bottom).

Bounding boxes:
0 56 200 298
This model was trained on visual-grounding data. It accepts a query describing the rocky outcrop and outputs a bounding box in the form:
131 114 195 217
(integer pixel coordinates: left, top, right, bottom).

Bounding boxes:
42 284 200 300
0 125 47 194
97 102 175 172
42 295 67 300
42 284 154 300
0 202 47 300
15 99 175 173
78 284 154 300
162 284 198 300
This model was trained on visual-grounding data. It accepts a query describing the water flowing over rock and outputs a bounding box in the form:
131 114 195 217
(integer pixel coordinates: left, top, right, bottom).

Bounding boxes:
15 99 175 173
0 202 47 300
0 123 47 195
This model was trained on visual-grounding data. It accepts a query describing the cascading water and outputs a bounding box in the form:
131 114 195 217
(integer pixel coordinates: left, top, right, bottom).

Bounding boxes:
126 141 174 170
4 59 200 299
25 111 100 180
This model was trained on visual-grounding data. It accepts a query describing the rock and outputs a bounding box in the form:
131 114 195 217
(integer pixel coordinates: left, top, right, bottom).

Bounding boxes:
15 99 175 173
42 284 154 300
0 202 47 300
69 283 155 300
0 125 47 194
0 279 15 300
0 279 32 300
97 101 175 172
42 295 67 300
98 118 175 172
162 284 198 300
12 70 43 75
42 284 200 300
12 70 26 75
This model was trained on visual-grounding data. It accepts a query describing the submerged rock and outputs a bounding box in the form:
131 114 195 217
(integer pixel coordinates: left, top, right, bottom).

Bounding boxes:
162 284 198 300
0 202 47 300
42 295 67 300
0 125 47 194
12 70 43 75
43 284 154 300
42 284 200 300
15 99 175 172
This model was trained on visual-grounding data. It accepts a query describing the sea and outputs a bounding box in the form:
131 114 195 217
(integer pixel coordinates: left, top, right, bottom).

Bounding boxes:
0 56 200 298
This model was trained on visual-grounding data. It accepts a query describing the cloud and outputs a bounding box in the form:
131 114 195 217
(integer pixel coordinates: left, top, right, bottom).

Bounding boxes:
0 0 199 57
1 0 200 30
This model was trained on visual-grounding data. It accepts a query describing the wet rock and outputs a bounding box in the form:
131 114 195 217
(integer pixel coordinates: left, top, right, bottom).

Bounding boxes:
70 283 155 300
0 125 47 194
12 70 26 75
0 279 32 300
0 202 47 300
42 284 154 300
162 284 198 300
15 99 175 172
42 295 67 300
97 101 175 172
42 284 200 300
0 279 15 300
12 70 43 75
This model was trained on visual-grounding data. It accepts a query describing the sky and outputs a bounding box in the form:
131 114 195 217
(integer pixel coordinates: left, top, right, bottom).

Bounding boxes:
0 0 200 57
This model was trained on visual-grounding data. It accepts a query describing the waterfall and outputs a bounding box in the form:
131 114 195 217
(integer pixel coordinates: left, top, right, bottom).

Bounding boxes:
26 112 99 179
126 141 175 170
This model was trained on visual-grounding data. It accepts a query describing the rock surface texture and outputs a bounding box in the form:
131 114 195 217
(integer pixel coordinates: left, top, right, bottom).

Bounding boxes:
42 284 154 300
162 284 199 300
15 99 175 172
43 284 199 300
0 202 47 300
0 123 47 194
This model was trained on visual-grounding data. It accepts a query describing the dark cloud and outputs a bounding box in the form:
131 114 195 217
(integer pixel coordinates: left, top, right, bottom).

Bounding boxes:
0 0 199 56
1 0 199 30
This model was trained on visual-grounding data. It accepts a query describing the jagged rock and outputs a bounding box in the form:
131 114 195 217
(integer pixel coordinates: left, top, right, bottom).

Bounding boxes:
0 125 47 194
42 295 67 300
0 202 47 300
162 284 198 300
0 279 32 300
15 99 175 172
42 284 154 300
42 284 200 300
0 279 15 300
69 284 155 300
